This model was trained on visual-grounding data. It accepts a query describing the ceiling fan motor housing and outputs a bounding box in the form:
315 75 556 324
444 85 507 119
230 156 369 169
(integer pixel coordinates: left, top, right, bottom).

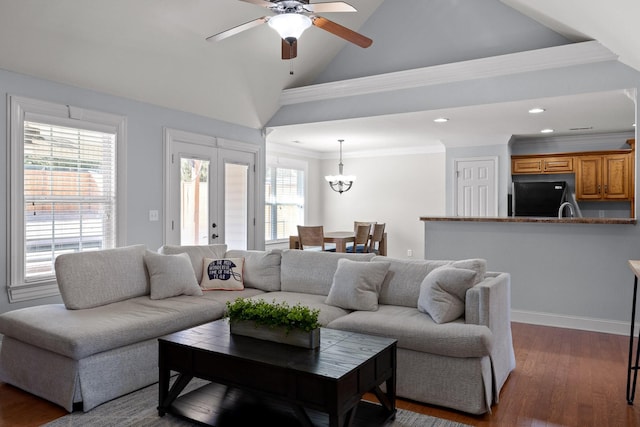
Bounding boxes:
270 1 310 14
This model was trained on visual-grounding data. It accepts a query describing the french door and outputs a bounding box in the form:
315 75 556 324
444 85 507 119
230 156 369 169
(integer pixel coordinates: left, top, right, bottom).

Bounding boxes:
164 128 257 250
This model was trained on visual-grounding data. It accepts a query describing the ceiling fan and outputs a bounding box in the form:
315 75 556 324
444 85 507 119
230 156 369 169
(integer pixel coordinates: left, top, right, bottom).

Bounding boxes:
206 0 373 60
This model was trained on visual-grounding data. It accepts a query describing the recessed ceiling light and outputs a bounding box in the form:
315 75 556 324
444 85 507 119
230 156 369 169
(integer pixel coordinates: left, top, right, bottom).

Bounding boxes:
434 118 449 123
540 128 554 134
529 108 546 114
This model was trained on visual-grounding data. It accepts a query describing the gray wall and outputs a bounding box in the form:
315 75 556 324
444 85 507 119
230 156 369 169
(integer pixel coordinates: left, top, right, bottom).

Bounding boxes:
0 68 264 314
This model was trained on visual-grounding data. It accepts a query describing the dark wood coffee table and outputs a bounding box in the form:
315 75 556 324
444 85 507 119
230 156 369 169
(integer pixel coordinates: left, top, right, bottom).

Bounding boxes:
157 319 397 427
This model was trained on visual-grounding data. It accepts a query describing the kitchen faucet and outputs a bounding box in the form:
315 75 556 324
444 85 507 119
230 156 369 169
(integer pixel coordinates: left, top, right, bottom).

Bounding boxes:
558 201 575 218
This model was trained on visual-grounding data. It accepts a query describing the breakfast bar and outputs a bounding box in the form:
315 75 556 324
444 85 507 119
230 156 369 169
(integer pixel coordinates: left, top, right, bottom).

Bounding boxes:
420 215 638 337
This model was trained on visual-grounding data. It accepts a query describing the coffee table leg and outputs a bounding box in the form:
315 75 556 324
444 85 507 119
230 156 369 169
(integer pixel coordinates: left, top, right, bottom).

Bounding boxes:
292 405 314 427
158 373 193 416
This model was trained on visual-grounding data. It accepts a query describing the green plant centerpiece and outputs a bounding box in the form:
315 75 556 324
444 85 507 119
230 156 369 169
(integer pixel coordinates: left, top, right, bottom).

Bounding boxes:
225 298 321 349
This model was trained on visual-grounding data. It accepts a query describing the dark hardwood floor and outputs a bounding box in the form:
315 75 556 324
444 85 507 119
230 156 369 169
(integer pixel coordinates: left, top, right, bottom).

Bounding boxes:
2 322 640 426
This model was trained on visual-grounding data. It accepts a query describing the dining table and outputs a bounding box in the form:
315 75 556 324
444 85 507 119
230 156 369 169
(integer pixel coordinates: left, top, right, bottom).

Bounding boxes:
289 231 387 255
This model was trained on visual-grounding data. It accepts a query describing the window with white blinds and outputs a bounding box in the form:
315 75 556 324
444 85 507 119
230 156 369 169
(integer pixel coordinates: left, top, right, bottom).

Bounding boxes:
23 121 116 281
8 96 126 302
265 164 305 242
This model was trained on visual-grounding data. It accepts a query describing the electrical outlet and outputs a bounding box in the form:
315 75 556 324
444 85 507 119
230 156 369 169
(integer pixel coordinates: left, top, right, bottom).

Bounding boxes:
407 249 413 257
149 210 159 221
598 210 605 218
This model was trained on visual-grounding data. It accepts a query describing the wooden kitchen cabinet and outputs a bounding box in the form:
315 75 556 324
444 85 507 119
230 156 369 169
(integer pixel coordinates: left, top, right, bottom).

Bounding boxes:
575 153 631 200
512 155 574 174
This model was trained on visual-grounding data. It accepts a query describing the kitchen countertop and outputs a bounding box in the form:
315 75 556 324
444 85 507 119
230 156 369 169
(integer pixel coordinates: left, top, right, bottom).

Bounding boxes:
419 216 637 225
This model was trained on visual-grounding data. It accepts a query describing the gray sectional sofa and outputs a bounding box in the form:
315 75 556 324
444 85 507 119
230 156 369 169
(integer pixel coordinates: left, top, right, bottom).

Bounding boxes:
0 243 515 415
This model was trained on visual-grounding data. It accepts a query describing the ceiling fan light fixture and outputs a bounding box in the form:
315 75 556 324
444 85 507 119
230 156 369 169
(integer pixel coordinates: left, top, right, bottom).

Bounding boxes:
268 13 312 41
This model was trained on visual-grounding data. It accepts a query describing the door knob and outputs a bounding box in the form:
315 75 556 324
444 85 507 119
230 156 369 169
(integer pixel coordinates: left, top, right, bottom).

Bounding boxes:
212 223 217 228
211 234 219 239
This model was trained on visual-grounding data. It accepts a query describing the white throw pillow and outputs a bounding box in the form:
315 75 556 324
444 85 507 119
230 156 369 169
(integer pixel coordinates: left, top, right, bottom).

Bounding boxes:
325 259 390 311
417 266 478 323
200 258 245 290
144 251 203 300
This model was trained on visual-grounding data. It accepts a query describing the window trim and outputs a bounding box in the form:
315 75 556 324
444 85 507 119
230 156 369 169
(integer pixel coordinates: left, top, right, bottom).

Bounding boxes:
265 156 307 244
7 95 127 302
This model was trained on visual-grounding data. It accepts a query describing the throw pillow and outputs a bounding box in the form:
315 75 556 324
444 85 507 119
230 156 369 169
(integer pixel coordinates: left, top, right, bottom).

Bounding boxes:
448 258 486 285
417 266 477 323
325 259 390 311
144 251 203 300
200 258 245 290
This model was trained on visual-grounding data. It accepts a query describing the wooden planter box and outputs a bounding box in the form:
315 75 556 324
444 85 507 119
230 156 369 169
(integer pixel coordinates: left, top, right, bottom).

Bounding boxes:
229 319 320 349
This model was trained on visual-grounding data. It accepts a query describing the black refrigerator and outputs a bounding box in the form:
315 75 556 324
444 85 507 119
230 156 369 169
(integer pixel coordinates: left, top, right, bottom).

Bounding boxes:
512 181 568 217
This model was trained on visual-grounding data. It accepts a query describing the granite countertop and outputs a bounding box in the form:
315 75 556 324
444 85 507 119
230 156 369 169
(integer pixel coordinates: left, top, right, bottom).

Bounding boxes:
419 216 637 225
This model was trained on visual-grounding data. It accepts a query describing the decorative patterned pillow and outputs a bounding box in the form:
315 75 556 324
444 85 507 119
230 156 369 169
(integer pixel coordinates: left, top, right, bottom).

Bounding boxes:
325 259 390 311
417 266 478 323
144 251 203 300
200 258 245 290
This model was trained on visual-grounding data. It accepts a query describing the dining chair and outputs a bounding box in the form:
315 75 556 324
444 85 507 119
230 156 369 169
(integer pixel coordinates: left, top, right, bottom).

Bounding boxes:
297 225 327 251
346 224 371 253
353 221 376 233
369 223 386 254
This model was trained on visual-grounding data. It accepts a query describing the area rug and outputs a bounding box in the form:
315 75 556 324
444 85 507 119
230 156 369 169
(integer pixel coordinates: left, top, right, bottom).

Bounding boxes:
43 378 470 427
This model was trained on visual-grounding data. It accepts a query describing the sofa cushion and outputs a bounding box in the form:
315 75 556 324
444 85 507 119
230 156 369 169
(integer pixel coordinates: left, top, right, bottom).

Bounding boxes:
55 244 150 310
225 249 281 291
418 266 477 323
327 304 492 358
158 244 228 283
325 259 390 311
144 251 203 300
373 257 486 308
0 296 227 360
200 258 245 290
281 250 375 296
248 292 351 326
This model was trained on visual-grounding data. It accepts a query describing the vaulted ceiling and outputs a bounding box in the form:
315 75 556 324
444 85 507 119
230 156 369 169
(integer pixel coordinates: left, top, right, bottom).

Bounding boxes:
0 0 638 152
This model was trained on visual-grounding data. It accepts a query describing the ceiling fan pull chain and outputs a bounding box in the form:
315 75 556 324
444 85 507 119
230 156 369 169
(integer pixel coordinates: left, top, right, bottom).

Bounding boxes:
289 46 295 75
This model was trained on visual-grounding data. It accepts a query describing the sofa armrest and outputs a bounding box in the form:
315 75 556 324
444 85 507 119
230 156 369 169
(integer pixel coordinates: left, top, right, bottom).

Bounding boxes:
465 272 516 402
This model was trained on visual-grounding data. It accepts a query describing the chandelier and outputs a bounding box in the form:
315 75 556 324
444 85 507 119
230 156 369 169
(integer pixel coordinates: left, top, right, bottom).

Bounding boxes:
325 139 356 194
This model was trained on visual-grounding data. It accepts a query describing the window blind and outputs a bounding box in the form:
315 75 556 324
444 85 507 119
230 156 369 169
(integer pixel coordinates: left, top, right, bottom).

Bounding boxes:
265 166 304 241
23 121 117 282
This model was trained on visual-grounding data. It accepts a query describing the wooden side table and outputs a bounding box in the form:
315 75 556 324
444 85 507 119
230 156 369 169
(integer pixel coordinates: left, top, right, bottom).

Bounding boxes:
627 260 640 404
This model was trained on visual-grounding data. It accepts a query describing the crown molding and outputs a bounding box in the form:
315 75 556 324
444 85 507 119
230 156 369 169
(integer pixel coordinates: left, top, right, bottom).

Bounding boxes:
268 142 446 159
325 144 446 160
280 41 617 106
512 130 635 145
267 142 324 159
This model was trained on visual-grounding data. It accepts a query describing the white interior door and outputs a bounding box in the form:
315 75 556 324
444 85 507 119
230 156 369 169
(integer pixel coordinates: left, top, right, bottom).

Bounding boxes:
164 129 258 249
454 157 498 216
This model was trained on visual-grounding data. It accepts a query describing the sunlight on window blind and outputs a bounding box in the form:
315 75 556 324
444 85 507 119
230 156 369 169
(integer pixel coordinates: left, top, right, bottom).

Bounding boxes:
23 121 116 281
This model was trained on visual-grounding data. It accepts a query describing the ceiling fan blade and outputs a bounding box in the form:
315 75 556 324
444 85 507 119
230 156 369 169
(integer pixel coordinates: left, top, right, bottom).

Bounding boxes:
282 38 298 59
237 0 273 7
312 16 372 48
305 1 357 13
206 17 268 42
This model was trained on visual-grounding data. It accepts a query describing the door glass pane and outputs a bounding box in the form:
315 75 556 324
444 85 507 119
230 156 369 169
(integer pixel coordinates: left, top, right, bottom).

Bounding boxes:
180 158 209 245
225 163 248 250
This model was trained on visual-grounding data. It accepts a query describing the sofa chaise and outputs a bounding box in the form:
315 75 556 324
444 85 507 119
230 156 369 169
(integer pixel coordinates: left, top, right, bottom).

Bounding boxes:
0 244 515 415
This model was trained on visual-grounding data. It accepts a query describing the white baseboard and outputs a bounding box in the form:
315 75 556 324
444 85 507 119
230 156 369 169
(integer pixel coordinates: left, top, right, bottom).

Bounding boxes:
511 309 631 336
